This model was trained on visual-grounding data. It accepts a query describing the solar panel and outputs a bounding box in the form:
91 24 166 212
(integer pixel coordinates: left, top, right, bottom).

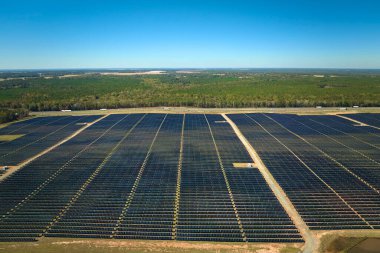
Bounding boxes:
0 114 130 241
4 112 378 242
343 113 380 128
228 113 373 230
0 115 101 166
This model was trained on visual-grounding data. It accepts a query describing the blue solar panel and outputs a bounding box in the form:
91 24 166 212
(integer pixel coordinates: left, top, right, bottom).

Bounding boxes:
3 112 379 242
0 114 128 241
343 113 380 128
0 115 101 166
229 113 380 230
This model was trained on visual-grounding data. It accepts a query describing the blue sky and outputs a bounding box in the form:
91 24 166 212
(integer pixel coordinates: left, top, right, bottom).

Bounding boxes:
1 0 379 69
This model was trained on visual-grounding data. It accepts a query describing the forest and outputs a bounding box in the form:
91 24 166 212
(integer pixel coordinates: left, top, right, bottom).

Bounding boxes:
0 70 379 113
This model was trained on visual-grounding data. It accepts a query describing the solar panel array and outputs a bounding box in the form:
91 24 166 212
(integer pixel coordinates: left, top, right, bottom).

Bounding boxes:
2 112 378 243
229 113 380 230
177 114 243 242
0 115 100 166
203 115 302 242
0 113 301 243
0 114 130 241
343 113 380 128
270 114 380 192
113 114 181 240
307 115 380 149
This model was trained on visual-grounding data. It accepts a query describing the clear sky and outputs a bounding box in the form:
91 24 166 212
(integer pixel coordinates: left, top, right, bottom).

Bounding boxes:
1 0 380 69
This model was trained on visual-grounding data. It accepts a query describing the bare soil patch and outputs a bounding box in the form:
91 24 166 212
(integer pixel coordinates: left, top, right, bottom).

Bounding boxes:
0 238 302 253
316 230 380 253
100 71 166 76
348 238 380 253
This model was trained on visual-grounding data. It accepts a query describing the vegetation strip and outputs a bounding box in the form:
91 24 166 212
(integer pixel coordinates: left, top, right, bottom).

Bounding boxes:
0 108 29 124
42 114 145 236
172 114 185 240
244 114 373 229
111 114 168 237
222 114 315 253
204 114 247 242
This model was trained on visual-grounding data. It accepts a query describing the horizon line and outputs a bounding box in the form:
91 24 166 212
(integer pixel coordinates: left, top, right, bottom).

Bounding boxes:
1 67 380 71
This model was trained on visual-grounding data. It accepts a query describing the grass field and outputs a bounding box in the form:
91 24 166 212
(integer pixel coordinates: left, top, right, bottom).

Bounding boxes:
317 230 380 253
1 71 379 111
0 134 24 141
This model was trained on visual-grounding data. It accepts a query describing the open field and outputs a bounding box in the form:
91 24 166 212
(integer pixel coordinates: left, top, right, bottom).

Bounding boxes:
0 237 302 253
0 112 380 253
2 233 380 253
0 70 379 111
316 230 380 253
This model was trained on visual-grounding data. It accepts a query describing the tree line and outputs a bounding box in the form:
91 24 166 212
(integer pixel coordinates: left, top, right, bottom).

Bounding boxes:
0 108 29 124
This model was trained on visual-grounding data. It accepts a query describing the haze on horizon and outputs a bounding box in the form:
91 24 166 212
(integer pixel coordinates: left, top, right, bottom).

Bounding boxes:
1 0 380 69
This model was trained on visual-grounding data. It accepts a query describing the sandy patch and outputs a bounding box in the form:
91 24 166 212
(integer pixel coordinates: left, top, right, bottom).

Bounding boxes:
48 239 300 253
58 74 82 79
0 77 26 81
176 71 201 74
100 71 166 76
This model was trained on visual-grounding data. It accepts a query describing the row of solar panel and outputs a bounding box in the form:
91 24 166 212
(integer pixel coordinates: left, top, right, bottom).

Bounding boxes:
0 113 302 242
0 115 100 166
1 112 378 242
344 113 380 129
0 114 133 242
229 113 380 230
